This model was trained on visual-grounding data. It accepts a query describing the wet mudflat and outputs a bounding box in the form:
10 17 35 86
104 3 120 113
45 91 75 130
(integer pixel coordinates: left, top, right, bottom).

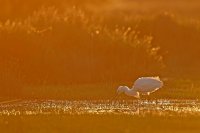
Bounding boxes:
0 100 200 133
0 100 199 116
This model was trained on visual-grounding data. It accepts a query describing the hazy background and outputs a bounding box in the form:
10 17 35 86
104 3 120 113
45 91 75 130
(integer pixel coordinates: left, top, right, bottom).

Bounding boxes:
0 0 200 99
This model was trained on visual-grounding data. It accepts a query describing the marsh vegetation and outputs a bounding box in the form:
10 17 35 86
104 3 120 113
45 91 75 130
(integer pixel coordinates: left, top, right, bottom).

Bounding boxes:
1 0 200 99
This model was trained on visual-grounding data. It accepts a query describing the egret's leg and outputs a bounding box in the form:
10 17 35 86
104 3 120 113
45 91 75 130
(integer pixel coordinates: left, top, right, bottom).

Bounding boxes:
147 93 150 104
156 99 158 105
137 99 139 109
137 98 141 109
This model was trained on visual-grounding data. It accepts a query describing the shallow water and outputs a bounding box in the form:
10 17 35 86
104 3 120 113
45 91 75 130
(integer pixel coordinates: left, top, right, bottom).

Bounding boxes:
0 100 199 116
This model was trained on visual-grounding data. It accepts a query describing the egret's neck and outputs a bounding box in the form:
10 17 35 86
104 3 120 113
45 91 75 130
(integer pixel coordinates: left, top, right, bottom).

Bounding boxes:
122 86 131 93
124 87 134 95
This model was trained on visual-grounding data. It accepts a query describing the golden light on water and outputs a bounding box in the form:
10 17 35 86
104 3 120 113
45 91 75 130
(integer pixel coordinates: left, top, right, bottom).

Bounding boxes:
0 100 200 116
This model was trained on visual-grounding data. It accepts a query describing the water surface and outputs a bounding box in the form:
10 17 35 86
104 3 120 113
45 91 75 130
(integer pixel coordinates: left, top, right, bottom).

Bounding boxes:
0 100 199 116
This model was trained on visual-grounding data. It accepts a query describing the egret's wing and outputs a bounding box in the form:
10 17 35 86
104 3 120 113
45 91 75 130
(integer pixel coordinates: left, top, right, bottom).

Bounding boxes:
133 77 163 92
139 76 160 80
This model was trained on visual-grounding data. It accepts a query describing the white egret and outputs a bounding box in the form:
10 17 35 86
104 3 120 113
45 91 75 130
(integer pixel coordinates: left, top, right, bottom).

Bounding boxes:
115 77 163 99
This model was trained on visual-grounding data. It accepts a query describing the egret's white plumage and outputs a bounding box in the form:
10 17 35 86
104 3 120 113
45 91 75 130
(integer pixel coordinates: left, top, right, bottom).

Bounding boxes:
117 77 163 98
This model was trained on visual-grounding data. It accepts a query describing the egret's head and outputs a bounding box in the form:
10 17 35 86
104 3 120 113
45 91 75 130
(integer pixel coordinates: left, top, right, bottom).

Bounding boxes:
117 86 128 94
